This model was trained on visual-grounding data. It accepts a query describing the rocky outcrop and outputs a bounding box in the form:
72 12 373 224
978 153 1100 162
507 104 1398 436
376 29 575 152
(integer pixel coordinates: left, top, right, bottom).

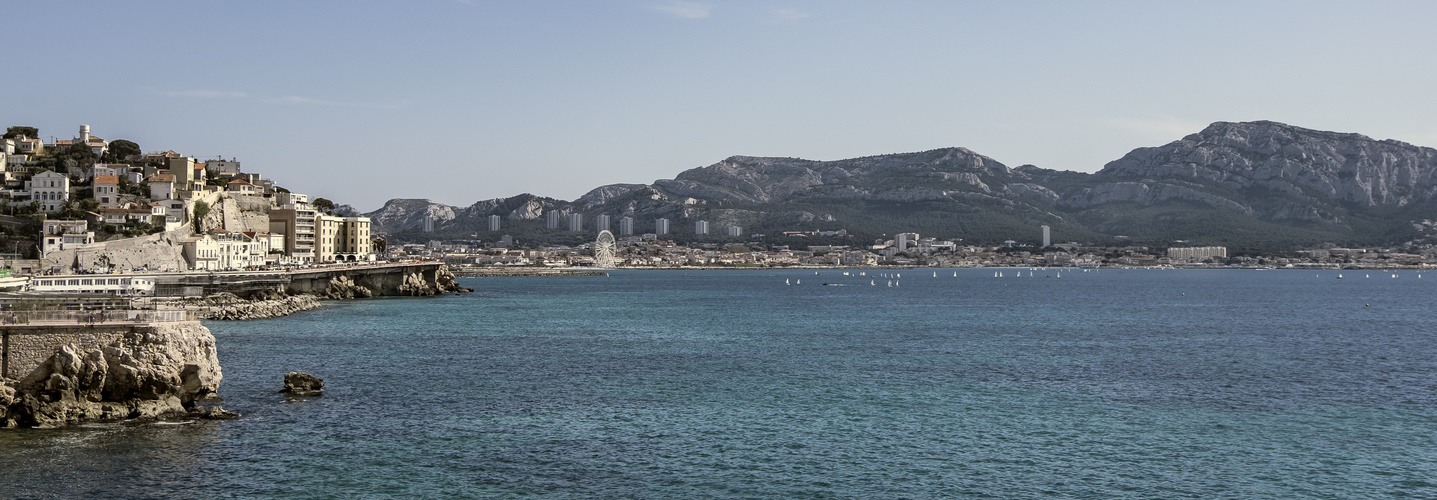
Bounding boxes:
397 271 439 296
218 194 275 233
318 275 374 299
435 266 472 294
0 322 229 428
281 372 323 396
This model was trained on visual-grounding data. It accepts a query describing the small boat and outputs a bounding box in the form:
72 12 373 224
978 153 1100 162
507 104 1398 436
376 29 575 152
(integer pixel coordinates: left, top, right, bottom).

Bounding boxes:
786 278 790 285
0 276 29 292
1337 274 1343 279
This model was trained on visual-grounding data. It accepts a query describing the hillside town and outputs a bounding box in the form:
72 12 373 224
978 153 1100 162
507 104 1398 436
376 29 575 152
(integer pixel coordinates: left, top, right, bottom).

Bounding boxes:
2 125 377 285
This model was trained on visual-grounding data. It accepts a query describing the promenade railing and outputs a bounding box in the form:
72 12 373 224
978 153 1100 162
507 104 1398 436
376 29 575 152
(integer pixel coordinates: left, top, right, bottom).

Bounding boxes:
0 308 201 325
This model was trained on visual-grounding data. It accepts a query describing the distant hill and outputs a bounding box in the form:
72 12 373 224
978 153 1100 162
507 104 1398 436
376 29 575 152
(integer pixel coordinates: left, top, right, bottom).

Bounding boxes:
367 121 1437 253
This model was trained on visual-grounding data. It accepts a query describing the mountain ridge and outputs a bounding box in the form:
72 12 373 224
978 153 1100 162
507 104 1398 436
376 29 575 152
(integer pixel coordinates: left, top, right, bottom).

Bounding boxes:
366 121 1437 252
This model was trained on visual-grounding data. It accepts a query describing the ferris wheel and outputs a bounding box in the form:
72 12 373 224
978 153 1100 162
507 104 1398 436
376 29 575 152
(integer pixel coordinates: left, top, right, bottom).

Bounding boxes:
594 230 617 268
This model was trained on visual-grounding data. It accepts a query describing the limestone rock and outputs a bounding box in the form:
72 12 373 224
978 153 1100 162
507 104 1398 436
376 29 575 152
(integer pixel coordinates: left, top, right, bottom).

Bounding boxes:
319 275 374 300
281 371 323 396
435 266 472 294
397 271 438 296
2 323 222 428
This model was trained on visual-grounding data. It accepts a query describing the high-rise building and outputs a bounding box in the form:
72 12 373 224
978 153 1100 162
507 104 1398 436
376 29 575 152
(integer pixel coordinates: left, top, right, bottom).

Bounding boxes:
654 218 670 235
1041 225 1051 247
423 215 434 233
547 210 562 229
595 214 611 233
896 232 919 252
488 215 501 231
568 213 583 232
727 226 742 237
619 217 634 236
694 220 709 235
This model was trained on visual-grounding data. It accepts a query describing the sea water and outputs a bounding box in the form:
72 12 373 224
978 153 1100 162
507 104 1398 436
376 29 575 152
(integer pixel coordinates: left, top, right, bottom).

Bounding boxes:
2 269 1435 498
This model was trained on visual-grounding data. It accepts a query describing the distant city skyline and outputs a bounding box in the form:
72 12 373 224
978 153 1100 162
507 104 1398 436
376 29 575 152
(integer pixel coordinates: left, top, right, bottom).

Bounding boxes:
8 1 1436 211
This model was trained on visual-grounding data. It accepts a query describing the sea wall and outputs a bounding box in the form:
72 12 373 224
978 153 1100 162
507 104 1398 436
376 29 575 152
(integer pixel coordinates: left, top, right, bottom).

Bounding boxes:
0 322 223 428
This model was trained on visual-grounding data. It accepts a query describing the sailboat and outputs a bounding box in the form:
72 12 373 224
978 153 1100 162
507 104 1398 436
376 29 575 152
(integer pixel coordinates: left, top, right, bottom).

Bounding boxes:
786 279 790 285
796 279 801 285
1337 274 1343 279
933 272 937 278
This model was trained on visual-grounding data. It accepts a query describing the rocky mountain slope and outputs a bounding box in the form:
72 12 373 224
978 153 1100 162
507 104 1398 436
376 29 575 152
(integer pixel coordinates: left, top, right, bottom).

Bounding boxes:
366 121 1437 251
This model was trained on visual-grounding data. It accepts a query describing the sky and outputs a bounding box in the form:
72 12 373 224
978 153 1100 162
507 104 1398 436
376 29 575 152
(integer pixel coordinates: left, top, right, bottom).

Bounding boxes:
6 1 1437 211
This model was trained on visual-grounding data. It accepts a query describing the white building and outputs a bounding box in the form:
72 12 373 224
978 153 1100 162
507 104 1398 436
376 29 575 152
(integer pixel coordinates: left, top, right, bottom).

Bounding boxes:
488 214 501 231
40 220 94 257
547 210 562 229
654 218 669 235
183 234 221 270
695 220 709 235
1041 225 1051 248
568 213 583 232
594 214 610 233
148 173 176 200
1167 246 1228 262
727 225 743 237
29 171 69 212
619 217 634 236
215 231 267 270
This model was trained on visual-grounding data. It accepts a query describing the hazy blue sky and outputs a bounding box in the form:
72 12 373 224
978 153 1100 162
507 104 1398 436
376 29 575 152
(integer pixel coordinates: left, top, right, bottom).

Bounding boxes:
7 1 1436 210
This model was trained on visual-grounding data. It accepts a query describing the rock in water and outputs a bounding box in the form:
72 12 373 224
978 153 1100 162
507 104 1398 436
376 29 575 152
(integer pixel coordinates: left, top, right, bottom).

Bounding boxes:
281 371 324 396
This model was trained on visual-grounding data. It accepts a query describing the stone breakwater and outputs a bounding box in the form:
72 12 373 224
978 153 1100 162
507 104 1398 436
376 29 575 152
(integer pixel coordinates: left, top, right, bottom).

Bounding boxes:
0 322 229 428
173 265 472 321
183 292 325 321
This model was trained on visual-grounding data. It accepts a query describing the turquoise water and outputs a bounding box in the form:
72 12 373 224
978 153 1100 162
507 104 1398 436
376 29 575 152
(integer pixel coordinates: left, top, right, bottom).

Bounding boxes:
3 269 1436 498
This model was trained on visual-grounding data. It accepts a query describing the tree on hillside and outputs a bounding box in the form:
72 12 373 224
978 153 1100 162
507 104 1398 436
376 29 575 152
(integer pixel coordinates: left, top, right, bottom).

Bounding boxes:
104 139 141 162
193 201 210 232
4 126 38 139
312 197 336 215
54 142 97 172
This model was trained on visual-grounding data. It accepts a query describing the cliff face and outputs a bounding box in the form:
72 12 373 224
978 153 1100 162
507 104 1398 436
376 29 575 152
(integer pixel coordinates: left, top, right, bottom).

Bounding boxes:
1064 121 1437 221
366 198 459 233
1 322 223 428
